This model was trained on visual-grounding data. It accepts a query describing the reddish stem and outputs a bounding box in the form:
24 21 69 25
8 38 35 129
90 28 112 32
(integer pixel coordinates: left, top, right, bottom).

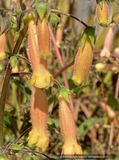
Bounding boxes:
49 24 75 118
51 10 88 28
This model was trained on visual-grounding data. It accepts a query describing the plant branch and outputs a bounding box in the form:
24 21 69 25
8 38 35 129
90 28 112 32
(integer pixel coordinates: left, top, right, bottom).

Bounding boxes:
49 24 75 117
11 72 32 77
15 55 31 65
0 26 28 147
54 61 74 78
51 10 88 27
0 63 12 147
14 126 32 144
54 79 61 88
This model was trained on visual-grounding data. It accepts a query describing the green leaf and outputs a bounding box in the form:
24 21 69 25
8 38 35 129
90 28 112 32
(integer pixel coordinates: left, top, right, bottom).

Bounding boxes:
51 118 60 127
10 56 18 68
0 154 9 160
78 118 105 138
36 2 51 20
48 94 57 106
107 95 118 110
21 154 31 160
4 111 16 135
0 17 12 35
81 26 97 47
51 14 60 29
115 155 119 160
10 144 21 151
11 78 31 102
48 118 60 132
32 0 42 7
58 86 74 103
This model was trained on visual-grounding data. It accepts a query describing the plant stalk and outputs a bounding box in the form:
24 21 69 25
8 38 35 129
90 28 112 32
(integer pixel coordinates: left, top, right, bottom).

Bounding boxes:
0 26 28 147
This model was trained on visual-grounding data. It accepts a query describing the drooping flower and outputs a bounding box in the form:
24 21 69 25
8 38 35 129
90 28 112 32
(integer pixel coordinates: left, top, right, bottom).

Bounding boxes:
37 17 51 59
100 23 115 58
59 96 82 154
28 86 49 148
0 33 6 60
28 19 54 88
96 0 109 27
72 37 93 85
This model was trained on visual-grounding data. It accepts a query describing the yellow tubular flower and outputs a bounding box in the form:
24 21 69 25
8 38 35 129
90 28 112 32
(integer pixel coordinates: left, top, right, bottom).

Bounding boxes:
72 37 93 85
59 96 82 155
28 20 54 88
28 87 49 148
96 0 108 27
0 33 6 60
37 17 51 59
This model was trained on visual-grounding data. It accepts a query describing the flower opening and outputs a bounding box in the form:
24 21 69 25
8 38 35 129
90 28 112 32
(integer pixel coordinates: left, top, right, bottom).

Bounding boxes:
27 87 49 149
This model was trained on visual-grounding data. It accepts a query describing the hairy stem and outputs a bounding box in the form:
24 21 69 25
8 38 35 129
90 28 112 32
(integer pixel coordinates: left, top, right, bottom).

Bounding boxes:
51 10 88 27
0 26 28 147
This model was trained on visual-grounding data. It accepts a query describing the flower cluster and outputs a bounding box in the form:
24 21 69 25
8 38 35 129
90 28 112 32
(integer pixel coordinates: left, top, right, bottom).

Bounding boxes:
27 17 53 149
27 12 82 154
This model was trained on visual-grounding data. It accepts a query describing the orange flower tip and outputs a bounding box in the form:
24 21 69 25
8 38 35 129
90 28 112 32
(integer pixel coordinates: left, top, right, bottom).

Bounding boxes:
39 51 52 60
31 72 54 89
27 129 49 149
99 21 108 27
56 41 60 48
72 76 82 85
0 52 6 60
62 143 83 155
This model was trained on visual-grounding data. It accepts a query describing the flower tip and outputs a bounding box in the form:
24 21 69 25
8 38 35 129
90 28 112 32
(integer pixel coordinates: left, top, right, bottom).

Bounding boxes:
72 76 82 85
62 143 83 155
0 52 6 60
39 51 52 60
31 72 54 89
36 133 49 148
99 21 108 27
28 129 49 149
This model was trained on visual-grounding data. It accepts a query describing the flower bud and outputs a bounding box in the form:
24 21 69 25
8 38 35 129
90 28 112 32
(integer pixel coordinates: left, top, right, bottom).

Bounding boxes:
37 17 51 59
59 96 82 154
0 33 6 60
28 87 49 148
96 0 109 27
56 25 63 48
28 20 54 88
100 24 115 58
72 37 93 85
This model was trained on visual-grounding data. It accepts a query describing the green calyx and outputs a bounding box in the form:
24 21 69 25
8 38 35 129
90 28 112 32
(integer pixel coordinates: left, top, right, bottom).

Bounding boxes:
36 2 51 20
51 13 60 29
96 0 105 8
23 12 35 24
57 86 74 103
10 56 18 68
81 26 97 48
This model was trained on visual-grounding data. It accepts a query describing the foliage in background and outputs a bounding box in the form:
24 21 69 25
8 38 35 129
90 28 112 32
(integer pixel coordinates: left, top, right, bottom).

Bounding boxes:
0 0 119 159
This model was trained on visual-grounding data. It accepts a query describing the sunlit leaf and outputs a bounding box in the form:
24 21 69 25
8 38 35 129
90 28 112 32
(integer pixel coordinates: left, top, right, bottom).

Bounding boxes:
78 118 105 138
